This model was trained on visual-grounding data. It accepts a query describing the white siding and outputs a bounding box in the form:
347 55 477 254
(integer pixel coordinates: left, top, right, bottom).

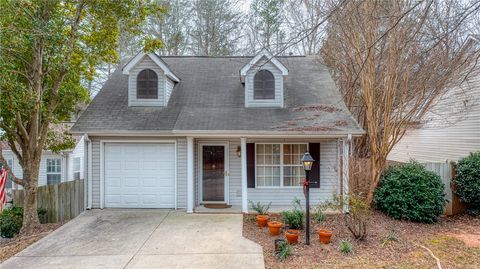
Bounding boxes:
176 138 187 208
389 68 480 163
67 136 84 180
245 57 284 108
2 151 66 188
128 56 166 107
92 140 101 208
165 78 174 105
247 139 339 207
87 137 341 209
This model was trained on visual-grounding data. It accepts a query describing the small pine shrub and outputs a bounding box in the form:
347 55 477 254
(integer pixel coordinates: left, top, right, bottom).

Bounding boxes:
339 240 353 254
315 208 326 223
281 198 304 230
248 200 271 215
381 230 399 246
454 152 480 215
274 241 292 261
374 161 446 223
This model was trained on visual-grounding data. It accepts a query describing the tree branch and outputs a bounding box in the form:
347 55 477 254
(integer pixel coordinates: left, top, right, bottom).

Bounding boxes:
0 151 25 186
15 112 30 144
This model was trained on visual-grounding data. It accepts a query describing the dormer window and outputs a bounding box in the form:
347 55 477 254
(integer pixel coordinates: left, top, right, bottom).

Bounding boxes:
254 70 275 100
123 52 179 107
240 48 288 108
137 69 158 99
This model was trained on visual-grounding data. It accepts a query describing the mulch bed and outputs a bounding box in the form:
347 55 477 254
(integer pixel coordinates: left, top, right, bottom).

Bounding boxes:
0 222 64 263
243 212 480 269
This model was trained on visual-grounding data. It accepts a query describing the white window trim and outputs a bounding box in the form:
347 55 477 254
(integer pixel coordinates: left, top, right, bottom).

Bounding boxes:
254 143 308 189
46 158 62 185
73 157 81 180
198 141 230 204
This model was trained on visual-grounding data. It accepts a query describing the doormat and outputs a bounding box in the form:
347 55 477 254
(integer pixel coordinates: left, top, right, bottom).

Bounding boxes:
203 204 232 209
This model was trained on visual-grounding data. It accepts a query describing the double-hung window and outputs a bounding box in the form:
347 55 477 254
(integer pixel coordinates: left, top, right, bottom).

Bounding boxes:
73 157 81 180
46 158 61 185
255 143 308 188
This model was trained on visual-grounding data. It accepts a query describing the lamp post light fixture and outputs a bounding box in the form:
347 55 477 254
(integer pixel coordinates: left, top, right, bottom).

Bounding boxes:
301 152 315 245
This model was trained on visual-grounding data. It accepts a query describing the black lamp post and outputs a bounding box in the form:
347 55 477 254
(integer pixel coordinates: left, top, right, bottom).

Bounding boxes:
301 152 315 245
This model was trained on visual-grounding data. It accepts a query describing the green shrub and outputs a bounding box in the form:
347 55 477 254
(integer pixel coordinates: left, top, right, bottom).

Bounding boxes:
374 161 446 223
281 198 304 230
248 200 271 215
0 206 48 238
339 240 353 254
274 241 292 261
315 207 326 223
454 152 480 215
0 206 23 238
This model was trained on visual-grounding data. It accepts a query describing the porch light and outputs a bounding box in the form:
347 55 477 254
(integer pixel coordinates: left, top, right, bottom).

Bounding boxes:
301 151 315 246
236 146 241 158
301 152 315 171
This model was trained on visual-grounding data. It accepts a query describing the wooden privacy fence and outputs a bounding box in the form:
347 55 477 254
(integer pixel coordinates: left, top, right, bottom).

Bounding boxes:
12 179 84 223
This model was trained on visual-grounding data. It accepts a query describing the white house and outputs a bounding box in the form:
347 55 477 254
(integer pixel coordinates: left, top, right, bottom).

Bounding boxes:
70 49 364 213
1 136 85 192
388 66 480 163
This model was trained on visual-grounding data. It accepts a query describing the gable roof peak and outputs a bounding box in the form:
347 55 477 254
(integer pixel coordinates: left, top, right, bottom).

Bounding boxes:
122 51 180 82
239 48 289 78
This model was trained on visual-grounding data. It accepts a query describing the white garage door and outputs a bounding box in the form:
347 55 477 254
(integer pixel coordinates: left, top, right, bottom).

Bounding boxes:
104 143 175 208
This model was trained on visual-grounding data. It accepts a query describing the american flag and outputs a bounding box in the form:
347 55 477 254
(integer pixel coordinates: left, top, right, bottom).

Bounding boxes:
0 167 6 211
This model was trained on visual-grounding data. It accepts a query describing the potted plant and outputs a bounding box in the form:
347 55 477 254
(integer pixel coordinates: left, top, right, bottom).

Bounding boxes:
318 229 333 244
284 229 299 244
249 201 271 227
268 221 283 235
281 198 304 244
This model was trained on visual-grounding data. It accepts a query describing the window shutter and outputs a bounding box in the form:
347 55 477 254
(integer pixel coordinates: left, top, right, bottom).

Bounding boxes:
247 143 255 188
309 143 320 188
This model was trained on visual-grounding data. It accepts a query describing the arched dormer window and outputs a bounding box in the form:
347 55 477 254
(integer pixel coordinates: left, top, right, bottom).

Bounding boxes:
254 70 275 100
137 69 158 99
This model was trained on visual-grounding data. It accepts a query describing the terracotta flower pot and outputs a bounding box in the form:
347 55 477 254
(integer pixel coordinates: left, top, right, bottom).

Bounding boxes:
318 229 333 244
256 215 269 227
284 229 299 244
267 221 283 236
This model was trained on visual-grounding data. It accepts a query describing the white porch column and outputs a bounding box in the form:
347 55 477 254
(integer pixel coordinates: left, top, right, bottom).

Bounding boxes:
241 137 248 213
342 134 352 213
187 137 194 213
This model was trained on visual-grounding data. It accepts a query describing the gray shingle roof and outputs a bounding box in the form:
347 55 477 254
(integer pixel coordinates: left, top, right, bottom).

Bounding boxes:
71 56 363 136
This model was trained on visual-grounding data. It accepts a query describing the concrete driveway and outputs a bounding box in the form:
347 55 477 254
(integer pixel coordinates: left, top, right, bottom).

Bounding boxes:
1 210 264 269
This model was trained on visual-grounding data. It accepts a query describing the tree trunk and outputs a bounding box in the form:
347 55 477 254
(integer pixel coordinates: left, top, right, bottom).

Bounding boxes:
366 167 380 205
19 162 42 235
21 183 41 234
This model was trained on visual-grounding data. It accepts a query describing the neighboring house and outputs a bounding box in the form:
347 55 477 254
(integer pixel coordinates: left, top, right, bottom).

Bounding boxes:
388 66 480 163
70 49 363 213
0 136 85 192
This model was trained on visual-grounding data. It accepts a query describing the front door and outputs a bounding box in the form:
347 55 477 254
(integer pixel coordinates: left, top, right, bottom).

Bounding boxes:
202 145 226 202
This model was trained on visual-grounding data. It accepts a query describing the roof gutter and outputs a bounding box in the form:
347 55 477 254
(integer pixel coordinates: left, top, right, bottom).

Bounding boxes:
70 129 364 138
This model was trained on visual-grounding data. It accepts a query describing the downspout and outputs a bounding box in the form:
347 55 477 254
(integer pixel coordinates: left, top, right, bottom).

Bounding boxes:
84 134 92 210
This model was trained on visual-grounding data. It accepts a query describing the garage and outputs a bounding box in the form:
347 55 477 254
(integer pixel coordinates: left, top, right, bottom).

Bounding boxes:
104 143 175 208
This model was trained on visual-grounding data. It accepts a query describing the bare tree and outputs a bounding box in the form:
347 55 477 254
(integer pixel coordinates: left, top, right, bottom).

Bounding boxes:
320 0 480 204
285 0 327 55
246 0 286 54
190 0 243 56
147 0 192 56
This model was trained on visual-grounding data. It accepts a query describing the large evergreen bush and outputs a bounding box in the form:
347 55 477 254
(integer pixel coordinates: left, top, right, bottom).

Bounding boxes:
374 161 446 223
455 151 480 215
